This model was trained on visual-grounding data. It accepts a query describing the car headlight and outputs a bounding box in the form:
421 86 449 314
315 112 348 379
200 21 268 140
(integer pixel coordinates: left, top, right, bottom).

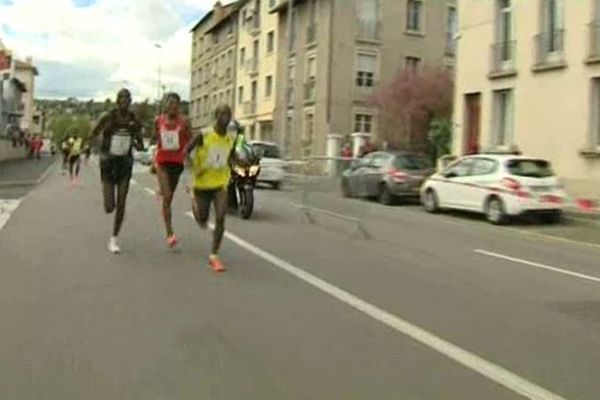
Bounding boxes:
234 166 246 177
249 165 260 176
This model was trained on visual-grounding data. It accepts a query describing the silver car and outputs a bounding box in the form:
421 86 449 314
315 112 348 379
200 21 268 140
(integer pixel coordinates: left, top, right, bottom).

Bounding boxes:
341 151 434 205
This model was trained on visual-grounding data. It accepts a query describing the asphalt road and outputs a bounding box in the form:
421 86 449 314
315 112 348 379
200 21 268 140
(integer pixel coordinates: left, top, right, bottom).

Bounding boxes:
2 161 600 399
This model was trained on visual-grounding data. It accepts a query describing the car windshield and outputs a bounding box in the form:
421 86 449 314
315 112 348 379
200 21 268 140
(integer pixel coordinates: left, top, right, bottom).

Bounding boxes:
252 143 281 159
394 155 433 170
506 159 554 178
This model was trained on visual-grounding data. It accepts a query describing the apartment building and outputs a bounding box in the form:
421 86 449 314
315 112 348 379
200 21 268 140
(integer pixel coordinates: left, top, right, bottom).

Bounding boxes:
454 0 600 197
190 1 238 131
272 0 457 158
235 0 280 141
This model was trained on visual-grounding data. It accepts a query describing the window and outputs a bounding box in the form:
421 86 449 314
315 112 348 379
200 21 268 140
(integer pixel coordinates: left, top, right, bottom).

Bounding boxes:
265 75 273 97
251 80 258 101
591 78 600 147
506 159 555 178
238 86 244 105
447 6 458 54
304 112 315 142
356 0 380 39
445 159 475 178
356 54 376 87
471 158 498 176
394 155 433 170
406 0 423 32
405 56 421 72
541 0 564 52
492 89 514 147
306 56 317 79
269 0 277 8
240 47 246 65
354 114 373 133
267 31 275 53
309 0 318 24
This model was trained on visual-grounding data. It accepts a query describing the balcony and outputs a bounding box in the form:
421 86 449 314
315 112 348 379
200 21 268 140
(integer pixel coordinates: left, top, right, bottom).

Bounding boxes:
533 30 567 72
243 101 257 115
245 58 259 75
489 41 517 79
245 16 261 36
304 78 316 103
356 19 381 42
587 21 600 63
306 24 317 46
353 82 378 101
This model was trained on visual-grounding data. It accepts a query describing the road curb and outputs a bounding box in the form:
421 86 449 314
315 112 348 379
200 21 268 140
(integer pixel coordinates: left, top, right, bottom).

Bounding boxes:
0 159 57 188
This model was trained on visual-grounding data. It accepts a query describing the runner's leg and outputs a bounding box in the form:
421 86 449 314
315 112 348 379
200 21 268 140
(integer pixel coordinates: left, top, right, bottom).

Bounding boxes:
192 189 211 230
156 165 176 237
103 182 116 213
113 178 130 237
211 189 228 255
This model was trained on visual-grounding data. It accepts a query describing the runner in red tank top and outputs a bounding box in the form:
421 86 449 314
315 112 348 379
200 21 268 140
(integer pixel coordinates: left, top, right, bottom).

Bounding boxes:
154 92 191 248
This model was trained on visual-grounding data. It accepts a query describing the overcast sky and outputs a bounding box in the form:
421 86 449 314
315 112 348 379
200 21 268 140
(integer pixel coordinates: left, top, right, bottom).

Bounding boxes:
0 0 216 101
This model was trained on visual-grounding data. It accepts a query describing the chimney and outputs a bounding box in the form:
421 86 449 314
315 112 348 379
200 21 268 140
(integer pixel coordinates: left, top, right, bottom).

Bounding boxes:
214 1 224 20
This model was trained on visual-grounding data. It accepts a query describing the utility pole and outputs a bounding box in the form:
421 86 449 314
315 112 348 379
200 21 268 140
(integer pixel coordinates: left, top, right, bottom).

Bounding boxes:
280 0 294 158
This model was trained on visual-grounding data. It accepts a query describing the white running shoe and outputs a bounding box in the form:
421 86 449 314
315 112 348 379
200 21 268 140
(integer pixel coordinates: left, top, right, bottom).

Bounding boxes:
108 236 121 254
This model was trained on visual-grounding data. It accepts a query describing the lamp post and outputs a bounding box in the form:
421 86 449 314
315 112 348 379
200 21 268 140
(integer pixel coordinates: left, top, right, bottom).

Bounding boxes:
155 43 162 114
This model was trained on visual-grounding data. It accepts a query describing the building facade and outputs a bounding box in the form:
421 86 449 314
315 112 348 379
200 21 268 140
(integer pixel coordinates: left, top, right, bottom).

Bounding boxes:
190 1 239 132
235 0 280 141
272 0 457 158
454 0 600 197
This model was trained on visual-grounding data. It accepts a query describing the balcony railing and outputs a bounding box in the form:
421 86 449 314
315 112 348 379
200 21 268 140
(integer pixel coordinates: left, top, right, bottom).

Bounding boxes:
534 30 565 67
245 58 259 75
244 101 257 115
490 41 516 76
304 78 316 102
357 19 381 41
353 81 378 100
589 21 600 59
245 16 261 36
307 24 317 45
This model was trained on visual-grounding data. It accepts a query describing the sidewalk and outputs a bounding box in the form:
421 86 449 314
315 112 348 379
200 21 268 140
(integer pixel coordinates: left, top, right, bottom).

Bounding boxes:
0 156 56 187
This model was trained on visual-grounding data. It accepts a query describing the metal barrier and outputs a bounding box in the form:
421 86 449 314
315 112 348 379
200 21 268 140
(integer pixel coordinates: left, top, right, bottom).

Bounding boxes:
289 156 371 239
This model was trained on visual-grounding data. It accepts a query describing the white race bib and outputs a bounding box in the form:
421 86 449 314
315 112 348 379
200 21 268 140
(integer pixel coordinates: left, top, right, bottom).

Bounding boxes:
161 130 180 151
110 135 131 156
205 147 229 169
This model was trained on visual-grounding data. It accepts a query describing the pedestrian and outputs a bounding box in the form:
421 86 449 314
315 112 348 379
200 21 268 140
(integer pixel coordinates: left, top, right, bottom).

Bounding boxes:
90 88 144 254
359 138 376 157
153 92 191 248
83 142 92 165
185 104 236 273
61 137 71 173
31 135 43 160
68 135 83 185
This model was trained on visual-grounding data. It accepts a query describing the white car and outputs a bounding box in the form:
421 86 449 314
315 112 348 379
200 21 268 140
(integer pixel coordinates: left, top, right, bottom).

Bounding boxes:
420 155 566 224
250 141 286 190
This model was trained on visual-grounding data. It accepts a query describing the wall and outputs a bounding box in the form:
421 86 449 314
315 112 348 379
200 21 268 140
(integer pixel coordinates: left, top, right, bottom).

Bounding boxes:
0 137 26 162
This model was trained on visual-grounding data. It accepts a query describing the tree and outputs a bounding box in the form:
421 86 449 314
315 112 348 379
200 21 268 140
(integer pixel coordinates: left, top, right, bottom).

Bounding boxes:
133 99 156 138
369 67 453 156
49 115 92 144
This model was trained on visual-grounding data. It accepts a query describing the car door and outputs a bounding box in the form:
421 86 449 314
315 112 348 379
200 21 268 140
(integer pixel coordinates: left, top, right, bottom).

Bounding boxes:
349 154 374 198
436 158 476 208
465 158 499 211
364 153 391 197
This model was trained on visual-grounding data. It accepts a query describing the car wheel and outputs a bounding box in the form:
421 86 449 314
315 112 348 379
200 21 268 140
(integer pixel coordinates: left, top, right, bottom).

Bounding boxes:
272 181 281 190
542 211 563 224
486 197 508 225
379 184 395 206
423 189 440 213
341 178 353 198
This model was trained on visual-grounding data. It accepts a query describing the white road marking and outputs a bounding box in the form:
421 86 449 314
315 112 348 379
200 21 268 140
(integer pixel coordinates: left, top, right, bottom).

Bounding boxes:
475 249 600 284
144 188 156 196
130 179 138 186
184 212 566 400
0 199 22 232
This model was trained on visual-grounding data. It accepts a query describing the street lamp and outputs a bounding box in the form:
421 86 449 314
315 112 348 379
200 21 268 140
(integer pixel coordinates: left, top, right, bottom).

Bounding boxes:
155 43 162 114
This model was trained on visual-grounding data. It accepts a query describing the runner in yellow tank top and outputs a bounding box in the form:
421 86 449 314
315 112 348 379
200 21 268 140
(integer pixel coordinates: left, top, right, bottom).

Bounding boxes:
185 104 236 273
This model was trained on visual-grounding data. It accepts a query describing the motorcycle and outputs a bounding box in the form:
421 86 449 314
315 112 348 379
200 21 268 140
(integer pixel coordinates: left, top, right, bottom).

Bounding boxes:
229 148 261 219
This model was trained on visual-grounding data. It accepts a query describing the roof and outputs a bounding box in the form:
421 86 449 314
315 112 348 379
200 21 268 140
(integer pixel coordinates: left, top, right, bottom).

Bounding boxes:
190 1 237 33
270 0 307 14
205 5 238 34
14 59 39 76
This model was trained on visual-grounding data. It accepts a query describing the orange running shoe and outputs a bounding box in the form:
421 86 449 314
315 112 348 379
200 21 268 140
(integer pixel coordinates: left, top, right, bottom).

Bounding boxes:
208 255 226 273
167 234 178 248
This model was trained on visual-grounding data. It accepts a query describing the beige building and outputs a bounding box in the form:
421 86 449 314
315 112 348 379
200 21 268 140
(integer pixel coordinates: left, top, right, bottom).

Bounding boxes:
190 1 238 132
272 0 457 158
235 0 280 141
454 0 600 197
14 57 39 134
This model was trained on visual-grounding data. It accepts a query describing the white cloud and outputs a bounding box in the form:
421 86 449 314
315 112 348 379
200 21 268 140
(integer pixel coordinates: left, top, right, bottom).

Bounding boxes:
0 0 217 101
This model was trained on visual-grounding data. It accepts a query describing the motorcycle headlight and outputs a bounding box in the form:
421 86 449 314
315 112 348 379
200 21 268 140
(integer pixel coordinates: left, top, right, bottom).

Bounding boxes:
249 165 260 176
234 166 246 177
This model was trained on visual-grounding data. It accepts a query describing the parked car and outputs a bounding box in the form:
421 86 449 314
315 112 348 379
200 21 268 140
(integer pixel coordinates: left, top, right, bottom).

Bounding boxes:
250 141 286 190
134 145 156 166
420 155 566 224
341 151 434 205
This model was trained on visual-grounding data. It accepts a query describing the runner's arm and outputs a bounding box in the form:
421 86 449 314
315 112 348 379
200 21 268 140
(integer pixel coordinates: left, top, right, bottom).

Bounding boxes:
132 117 145 152
184 132 203 158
